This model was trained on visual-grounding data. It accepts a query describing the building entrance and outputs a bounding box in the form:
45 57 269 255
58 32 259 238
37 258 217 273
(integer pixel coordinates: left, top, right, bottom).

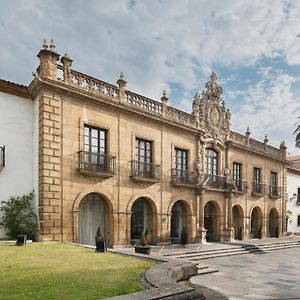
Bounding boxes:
204 201 218 242
79 193 108 246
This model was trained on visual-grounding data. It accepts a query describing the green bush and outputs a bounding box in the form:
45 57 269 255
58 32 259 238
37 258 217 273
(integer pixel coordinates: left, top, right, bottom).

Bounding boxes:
0 192 38 240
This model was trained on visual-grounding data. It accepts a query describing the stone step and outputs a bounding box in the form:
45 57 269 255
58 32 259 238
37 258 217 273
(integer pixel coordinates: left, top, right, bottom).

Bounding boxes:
163 246 244 257
190 250 251 261
171 248 248 259
195 267 219 276
260 244 300 251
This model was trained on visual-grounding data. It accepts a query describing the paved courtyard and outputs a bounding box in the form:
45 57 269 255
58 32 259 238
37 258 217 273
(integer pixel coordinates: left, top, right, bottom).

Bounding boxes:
190 247 300 300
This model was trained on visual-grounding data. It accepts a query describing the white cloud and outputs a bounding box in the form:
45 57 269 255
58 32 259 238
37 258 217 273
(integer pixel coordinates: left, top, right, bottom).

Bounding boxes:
231 71 300 153
1 0 300 153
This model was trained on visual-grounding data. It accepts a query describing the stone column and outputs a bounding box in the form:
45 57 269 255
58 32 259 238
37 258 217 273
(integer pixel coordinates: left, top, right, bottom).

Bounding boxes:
37 39 60 80
223 192 234 241
196 190 207 243
117 72 127 103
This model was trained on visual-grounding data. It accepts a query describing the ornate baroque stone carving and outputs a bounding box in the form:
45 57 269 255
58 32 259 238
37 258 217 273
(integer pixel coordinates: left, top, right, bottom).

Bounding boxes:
192 72 231 142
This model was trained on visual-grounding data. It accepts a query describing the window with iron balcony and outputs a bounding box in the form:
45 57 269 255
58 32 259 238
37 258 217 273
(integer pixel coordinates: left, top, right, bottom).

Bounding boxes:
131 138 160 182
171 148 196 186
233 162 246 192
204 148 227 190
78 125 115 177
252 167 264 196
269 171 281 198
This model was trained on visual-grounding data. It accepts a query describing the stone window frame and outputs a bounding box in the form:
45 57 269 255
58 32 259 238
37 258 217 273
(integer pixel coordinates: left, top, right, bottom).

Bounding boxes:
79 117 111 156
131 132 156 164
171 143 192 172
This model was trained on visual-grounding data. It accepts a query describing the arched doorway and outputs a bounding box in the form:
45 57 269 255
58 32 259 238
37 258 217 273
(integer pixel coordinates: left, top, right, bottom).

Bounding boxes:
170 201 187 244
269 208 279 238
79 193 109 246
131 197 154 243
233 205 244 240
204 201 220 242
250 206 263 238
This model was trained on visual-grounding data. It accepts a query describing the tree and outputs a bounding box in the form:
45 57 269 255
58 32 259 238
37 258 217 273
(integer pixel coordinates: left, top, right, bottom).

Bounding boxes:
294 118 300 148
0 192 38 240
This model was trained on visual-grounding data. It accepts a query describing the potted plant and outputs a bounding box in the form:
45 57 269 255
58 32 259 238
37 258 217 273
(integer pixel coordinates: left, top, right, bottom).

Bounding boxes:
144 227 151 244
95 226 107 252
134 230 151 255
180 226 188 245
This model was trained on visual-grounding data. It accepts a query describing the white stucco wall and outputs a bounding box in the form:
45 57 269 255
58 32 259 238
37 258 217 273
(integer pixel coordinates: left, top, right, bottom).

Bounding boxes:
0 91 37 238
287 170 300 234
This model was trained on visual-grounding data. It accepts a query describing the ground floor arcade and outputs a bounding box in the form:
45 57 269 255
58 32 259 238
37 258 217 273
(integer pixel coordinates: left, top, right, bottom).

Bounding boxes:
72 191 283 247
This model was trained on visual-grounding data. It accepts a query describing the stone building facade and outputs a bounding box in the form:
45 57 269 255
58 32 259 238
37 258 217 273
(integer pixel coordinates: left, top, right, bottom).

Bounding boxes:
25 41 287 247
286 155 300 234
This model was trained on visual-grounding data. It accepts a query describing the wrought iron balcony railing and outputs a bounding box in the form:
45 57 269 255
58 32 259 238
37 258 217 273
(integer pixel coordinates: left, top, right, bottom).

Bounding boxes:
251 182 265 196
234 179 247 193
0 146 5 169
130 160 160 182
204 174 228 190
78 151 116 176
171 168 197 186
269 186 282 198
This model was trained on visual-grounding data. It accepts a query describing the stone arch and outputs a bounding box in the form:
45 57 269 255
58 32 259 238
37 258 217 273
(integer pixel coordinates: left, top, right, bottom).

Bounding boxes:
232 204 244 240
204 200 222 241
268 207 279 238
77 192 114 247
250 206 263 238
72 191 114 246
127 194 158 244
168 198 193 244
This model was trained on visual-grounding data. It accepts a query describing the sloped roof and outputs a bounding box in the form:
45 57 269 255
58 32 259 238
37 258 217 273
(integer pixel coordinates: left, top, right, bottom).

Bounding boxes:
0 79 31 99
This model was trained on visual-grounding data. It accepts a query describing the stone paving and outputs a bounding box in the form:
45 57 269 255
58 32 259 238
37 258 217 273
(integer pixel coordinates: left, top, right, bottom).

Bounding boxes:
190 246 300 299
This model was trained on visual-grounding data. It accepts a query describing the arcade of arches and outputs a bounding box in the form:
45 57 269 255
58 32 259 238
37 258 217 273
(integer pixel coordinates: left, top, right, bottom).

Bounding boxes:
77 193 281 246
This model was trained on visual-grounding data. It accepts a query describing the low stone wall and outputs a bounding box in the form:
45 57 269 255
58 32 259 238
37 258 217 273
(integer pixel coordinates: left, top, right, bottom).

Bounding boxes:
108 261 204 300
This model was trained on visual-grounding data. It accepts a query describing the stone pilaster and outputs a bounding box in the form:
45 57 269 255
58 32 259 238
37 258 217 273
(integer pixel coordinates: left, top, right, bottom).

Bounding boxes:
38 91 62 241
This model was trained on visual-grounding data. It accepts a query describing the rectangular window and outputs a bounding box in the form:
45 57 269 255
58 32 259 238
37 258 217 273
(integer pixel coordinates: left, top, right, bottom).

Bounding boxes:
298 215 300 226
253 167 262 193
174 148 188 170
233 162 242 191
270 171 278 196
270 172 277 187
84 125 107 154
135 138 152 176
83 125 107 170
233 163 241 181
253 167 261 183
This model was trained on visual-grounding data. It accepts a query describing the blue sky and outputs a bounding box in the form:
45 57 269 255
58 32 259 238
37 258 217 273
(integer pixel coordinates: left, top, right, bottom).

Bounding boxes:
1 0 300 154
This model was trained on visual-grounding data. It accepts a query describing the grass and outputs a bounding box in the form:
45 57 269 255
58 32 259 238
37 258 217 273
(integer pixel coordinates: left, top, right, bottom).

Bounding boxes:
0 243 156 300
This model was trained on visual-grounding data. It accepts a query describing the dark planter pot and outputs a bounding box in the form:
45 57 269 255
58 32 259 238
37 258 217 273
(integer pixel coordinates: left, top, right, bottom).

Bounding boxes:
180 233 188 245
95 237 107 252
16 235 27 246
134 246 151 255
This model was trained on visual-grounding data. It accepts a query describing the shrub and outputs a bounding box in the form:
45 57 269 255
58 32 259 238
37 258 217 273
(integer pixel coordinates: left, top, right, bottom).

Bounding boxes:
140 231 148 246
0 192 38 240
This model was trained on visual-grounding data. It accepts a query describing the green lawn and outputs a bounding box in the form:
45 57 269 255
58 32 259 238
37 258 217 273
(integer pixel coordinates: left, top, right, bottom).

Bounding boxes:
0 243 155 300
